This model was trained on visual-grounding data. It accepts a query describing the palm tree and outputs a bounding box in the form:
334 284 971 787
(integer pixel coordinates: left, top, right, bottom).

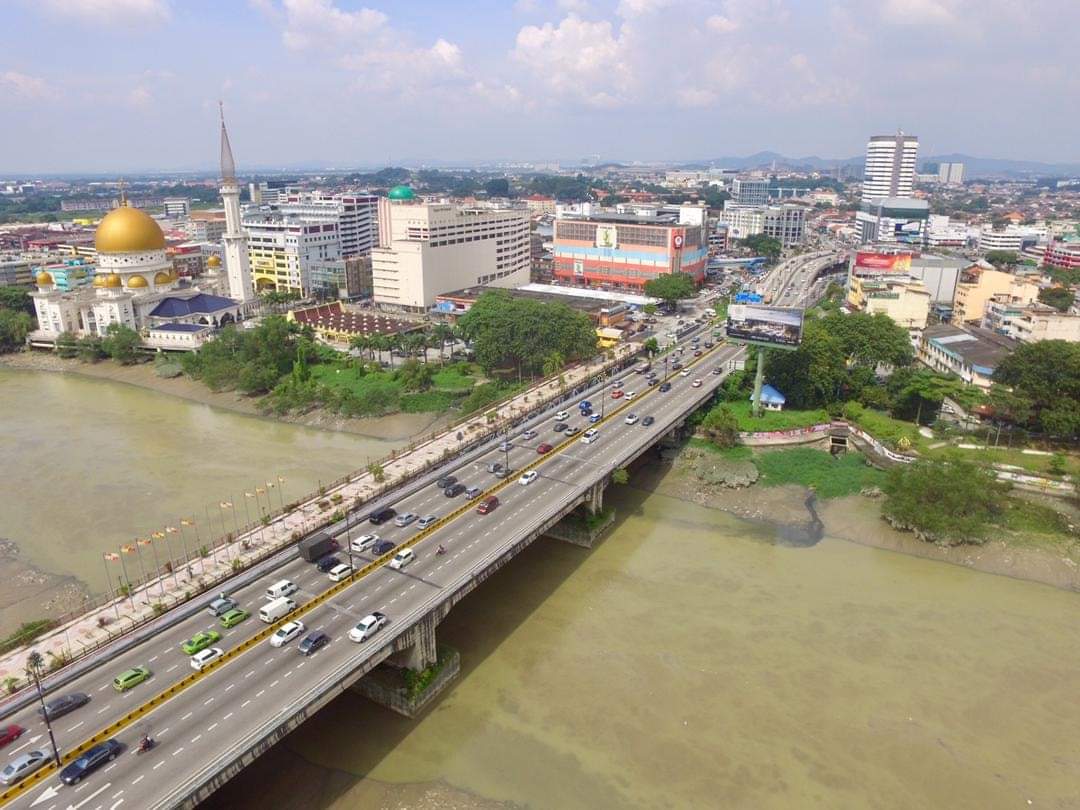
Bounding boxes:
349 334 370 360
542 350 565 381
431 323 454 360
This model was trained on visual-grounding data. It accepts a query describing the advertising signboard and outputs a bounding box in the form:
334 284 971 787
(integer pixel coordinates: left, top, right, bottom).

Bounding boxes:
854 251 912 272
595 225 618 249
725 304 803 350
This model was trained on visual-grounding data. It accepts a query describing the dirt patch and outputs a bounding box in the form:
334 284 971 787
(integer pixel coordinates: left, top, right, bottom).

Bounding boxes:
0 539 90 638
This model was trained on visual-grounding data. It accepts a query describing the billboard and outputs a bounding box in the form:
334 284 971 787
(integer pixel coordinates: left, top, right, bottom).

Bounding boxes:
854 251 912 272
725 304 803 350
595 225 618 249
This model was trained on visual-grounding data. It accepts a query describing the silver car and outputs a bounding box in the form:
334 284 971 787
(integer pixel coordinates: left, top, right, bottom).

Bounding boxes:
394 512 418 528
1 750 48 786
417 514 438 529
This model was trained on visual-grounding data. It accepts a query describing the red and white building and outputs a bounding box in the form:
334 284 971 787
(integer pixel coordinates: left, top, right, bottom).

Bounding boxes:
1044 241 1080 271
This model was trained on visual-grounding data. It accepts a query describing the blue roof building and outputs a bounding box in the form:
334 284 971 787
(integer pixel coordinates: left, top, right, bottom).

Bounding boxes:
750 384 786 411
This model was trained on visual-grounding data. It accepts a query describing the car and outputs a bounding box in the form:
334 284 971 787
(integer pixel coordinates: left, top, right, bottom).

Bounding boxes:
579 407 592 417
476 495 500 514
520 428 537 440
190 647 224 671
270 620 306 647
611 390 624 399
181 630 222 655
349 612 388 643
112 665 151 692
704 341 714 348
553 422 567 432
712 366 722 375
298 631 330 656
38 692 89 722
589 412 602 423
389 549 415 570
554 410 569 421
394 512 418 528
578 400 592 411
498 440 513 452
316 555 342 573
671 361 683 370
206 596 238 617
643 416 655 426
417 514 438 529
693 350 702 357
327 563 353 582
612 379 624 389
624 413 639 425
374 540 396 555
351 533 379 553
0 725 25 750
692 379 703 388
659 382 672 392
564 425 580 436
465 485 481 498
624 391 636 400
646 376 658 386
1 750 48 786
368 507 396 525
680 369 691 377
435 475 457 489
581 428 599 444
493 466 509 479
58 739 122 786
444 482 466 497
219 608 249 628
519 470 538 486
537 443 553 454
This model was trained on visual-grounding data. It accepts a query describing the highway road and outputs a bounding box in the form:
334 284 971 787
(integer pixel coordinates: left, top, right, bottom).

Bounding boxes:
1 329 741 810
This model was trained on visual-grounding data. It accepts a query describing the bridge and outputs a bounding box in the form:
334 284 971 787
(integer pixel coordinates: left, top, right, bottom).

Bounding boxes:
0 326 744 810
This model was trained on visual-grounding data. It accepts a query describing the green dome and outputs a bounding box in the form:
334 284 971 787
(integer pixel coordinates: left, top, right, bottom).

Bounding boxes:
388 185 416 201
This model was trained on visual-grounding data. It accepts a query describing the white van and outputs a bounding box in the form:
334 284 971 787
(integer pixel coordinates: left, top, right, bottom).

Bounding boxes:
259 597 296 624
265 579 297 600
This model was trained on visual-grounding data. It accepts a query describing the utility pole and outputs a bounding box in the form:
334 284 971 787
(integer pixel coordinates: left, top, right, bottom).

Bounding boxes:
26 653 61 767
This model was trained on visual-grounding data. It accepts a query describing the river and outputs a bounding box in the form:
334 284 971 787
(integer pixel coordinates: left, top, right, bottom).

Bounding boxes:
6 369 1080 808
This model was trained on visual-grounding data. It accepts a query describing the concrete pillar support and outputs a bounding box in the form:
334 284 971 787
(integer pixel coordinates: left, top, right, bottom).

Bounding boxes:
391 612 439 671
586 479 605 515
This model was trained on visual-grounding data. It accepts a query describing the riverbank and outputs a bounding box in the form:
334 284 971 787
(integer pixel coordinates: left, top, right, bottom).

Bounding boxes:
0 351 448 440
634 445 1080 592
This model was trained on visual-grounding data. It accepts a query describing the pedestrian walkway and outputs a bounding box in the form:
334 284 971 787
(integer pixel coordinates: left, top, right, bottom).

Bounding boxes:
0 344 639 698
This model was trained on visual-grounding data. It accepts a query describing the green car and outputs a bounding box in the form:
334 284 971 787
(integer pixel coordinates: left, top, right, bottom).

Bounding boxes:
112 666 151 692
219 608 249 628
181 630 222 655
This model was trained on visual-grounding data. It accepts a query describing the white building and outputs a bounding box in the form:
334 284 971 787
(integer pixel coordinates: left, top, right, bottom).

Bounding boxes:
163 198 190 218
243 214 342 296
279 192 379 258
937 162 965 185
978 226 1036 254
719 202 804 245
372 191 530 311
984 298 1080 343
862 131 919 202
218 106 255 303
731 178 769 206
855 197 929 245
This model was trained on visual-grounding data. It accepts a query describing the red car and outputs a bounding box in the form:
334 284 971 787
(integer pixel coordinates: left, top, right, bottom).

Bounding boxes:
0 724 25 749
537 443 553 454
476 495 499 514
611 390 624 399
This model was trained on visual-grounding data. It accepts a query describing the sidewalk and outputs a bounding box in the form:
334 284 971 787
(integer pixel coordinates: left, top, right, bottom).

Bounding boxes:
0 344 639 698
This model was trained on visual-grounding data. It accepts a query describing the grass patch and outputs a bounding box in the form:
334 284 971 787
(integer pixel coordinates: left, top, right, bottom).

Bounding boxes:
725 400 830 432
843 404 926 452
926 445 1080 477
400 390 457 413
688 438 753 460
755 447 886 499
431 364 479 392
309 363 398 397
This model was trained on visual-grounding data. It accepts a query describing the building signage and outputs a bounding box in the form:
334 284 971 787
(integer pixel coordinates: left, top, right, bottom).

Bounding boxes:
854 251 912 272
573 259 585 277
672 233 684 249
595 225 618 250
725 304 804 350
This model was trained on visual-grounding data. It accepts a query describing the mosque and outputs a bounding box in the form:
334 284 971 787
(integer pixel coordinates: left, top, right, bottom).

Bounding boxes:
30 109 253 350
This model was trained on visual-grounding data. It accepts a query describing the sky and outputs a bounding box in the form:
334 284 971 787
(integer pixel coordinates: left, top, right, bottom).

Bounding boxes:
1 0 1078 173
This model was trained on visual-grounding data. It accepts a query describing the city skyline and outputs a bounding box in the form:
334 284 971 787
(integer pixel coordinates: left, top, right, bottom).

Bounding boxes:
2 0 1079 172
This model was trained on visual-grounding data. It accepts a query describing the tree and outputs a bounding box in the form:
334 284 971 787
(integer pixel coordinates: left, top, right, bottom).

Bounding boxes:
700 405 740 448
643 272 696 308
430 323 454 359
100 323 141 364
0 309 32 352
54 331 78 359
1038 286 1076 312
75 335 105 362
642 303 658 316
742 234 782 259
483 178 510 197
367 462 385 483
395 358 434 391
992 340 1080 434
0 286 34 315
894 368 969 424
542 350 565 378
611 468 630 485
984 250 1018 268
643 337 659 355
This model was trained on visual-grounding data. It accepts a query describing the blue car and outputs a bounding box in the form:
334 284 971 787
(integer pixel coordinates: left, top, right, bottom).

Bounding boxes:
59 739 122 785
578 400 592 411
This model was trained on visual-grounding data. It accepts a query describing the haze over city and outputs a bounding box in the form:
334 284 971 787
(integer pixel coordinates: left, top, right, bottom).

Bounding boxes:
3 0 1080 172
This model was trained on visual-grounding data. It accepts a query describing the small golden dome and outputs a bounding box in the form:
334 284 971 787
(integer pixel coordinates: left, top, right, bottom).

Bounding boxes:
35 271 54 286
95 205 166 254
105 273 123 288
127 274 148 288
154 271 173 285
92 274 108 288
206 255 222 267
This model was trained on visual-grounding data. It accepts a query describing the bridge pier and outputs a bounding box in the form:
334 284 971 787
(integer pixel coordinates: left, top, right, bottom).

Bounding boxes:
390 611 439 671
585 479 605 515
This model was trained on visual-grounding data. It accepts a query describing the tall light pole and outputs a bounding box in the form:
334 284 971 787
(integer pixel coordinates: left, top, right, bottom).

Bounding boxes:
344 508 355 576
26 652 61 767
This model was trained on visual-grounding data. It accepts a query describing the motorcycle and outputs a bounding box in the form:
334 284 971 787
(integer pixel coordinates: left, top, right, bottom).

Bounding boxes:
137 736 156 755
436 545 446 556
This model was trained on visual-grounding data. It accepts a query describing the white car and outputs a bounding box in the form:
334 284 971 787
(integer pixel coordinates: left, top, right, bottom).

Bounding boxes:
624 391 636 400
389 548 415 570
692 379 703 388
624 413 639 425
349 612 388 643
520 428 537 440
519 470 539 486
581 428 599 444
327 563 352 582
190 647 224 671
351 533 379 553
554 410 569 421
680 369 691 377
612 379 624 389
270 620 306 648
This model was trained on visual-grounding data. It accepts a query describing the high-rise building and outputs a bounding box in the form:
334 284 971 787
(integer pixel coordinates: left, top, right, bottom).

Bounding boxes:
279 192 379 258
243 213 342 296
937 162 965 186
862 131 919 202
372 191 531 311
163 198 191 219
731 178 769 206
719 202 804 246
218 105 254 303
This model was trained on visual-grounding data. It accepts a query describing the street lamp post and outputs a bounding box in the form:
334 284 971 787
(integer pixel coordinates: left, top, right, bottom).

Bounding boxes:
345 508 355 576
26 653 61 767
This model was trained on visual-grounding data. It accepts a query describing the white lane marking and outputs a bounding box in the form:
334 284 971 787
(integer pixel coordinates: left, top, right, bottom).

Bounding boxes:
240 700 251 708
181 712 193 721
255 690 265 698
153 761 164 770
190 734 202 744
10 741 30 754
207 723 218 732
110 800 124 810
222 712 233 721
165 664 178 674
283 670 292 678
98 685 109 692
67 721 84 732
68 781 111 808
104 762 117 772
203 697 214 706
132 775 145 785
172 746 185 756
224 683 235 692
269 680 279 689
148 656 158 663
245 670 255 678
162 646 172 654
112 789 124 799
96 704 111 714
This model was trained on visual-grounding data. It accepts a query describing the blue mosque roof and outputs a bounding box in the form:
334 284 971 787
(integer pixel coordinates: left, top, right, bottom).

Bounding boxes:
153 322 208 333
150 293 236 318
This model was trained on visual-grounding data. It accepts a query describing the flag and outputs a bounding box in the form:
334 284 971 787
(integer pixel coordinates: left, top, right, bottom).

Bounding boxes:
137 538 152 547
255 487 265 495
181 518 193 526
121 544 136 554
265 482 275 489
277 476 285 483
245 492 255 498
220 501 233 508
104 552 120 561
151 531 165 539
165 526 178 534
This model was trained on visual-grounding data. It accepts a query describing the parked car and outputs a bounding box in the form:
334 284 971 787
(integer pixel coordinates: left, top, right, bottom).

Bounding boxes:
38 692 90 722
435 475 457 489
444 483 466 498
519 470 539 486
389 549 415 570
112 665 151 692
351 533 379 553
1 750 48 786
270 620 306 648
328 563 353 582
537 443 553 454
349 612 388 643
417 514 438 529
368 507 396 525
642 416 655 426
298 631 330 656
394 512 418 528
190 647 224 671
59 739 123 785
316 555 342 573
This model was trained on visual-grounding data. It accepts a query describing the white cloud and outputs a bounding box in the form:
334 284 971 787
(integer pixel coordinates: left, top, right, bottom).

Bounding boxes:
128 85 153 107
37 0 170 27
880 0 957 24
274 0 387 51
0 71 54 100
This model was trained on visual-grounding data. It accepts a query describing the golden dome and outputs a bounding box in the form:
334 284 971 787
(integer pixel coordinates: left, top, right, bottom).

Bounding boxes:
94 205 166 254
92 274 108 288
153 271 173 285
35 271 54 286
206 255 221 268
105 273 123 288
127 274 148 288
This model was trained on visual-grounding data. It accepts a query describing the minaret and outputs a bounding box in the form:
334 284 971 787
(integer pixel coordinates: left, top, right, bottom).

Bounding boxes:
219 102 254 303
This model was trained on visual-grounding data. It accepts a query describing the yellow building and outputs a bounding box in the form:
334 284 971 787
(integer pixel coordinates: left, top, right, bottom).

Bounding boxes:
596 326 623 348
953 266 1038 325
847 274 931 331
